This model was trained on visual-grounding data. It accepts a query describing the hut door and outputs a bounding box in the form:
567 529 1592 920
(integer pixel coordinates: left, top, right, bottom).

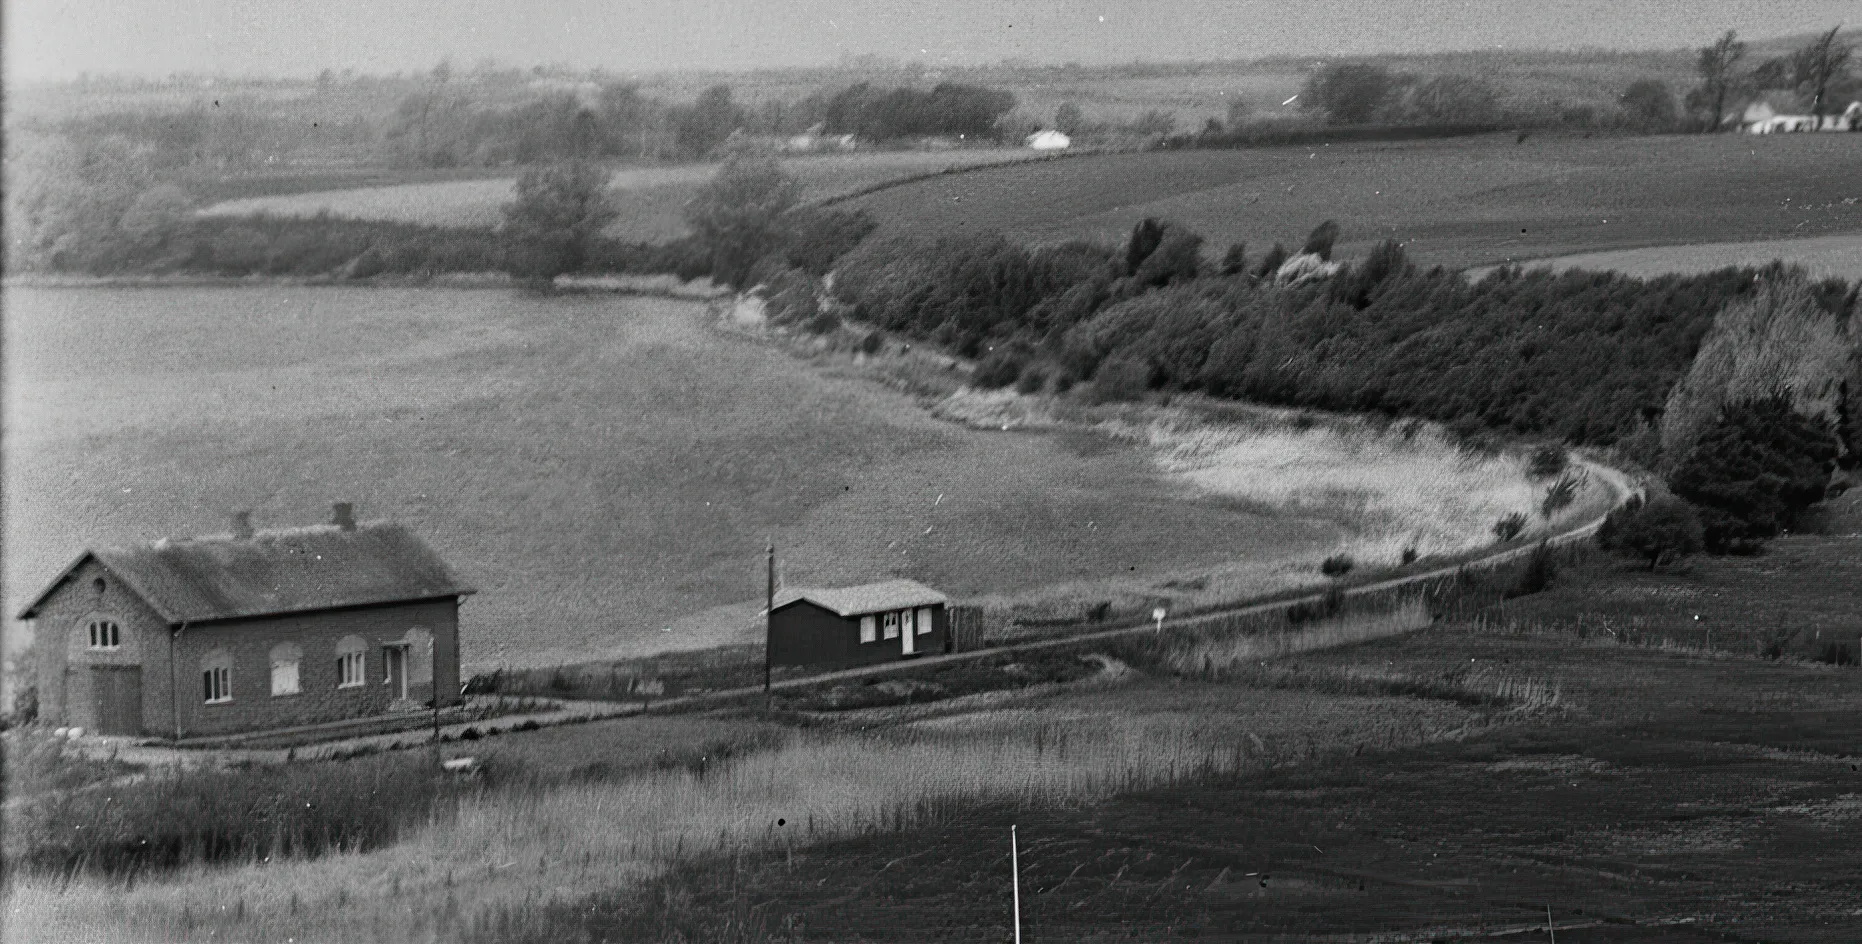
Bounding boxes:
91 665 142 735
900 610 916 655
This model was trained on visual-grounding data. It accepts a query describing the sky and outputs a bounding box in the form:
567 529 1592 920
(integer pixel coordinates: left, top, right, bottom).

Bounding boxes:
5 0 1856 83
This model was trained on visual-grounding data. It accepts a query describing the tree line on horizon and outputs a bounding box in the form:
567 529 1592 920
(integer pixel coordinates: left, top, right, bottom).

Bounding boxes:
1288 25 1855 134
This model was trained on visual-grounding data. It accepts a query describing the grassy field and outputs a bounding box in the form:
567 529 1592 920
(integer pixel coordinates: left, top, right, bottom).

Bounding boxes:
197 149 1047 240
10 535 1857 942
1489 232 1862 280
11 285 1543 672
460 544 1862 944
840 132 1862 269
6 604 1494 943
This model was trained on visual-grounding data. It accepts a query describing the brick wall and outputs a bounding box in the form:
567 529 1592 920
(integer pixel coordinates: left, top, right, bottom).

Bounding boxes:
29 558 464 738
175 599 461 739
31 558 174 733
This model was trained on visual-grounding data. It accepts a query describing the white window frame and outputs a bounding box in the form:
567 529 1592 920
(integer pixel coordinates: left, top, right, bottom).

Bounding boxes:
202 652 233 704
882 611 900 639
859 615 877 643
269 643 302 697
87 619 122 651
336 636 367 689
337 651 366 688
917 607 935 635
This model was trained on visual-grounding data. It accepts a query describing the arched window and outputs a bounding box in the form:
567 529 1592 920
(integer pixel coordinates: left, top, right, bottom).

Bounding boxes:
335 636 367 689
202 650 233 704
86 619 122 650
269 642 302 696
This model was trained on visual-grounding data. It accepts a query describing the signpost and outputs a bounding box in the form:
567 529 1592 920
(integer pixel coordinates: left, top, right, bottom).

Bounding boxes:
1153 606 1167 634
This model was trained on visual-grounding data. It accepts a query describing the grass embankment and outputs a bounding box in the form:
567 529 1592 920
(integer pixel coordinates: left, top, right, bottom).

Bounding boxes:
6 597 1516 943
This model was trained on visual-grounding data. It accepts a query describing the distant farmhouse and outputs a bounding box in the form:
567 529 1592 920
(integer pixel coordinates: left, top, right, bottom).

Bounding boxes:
768 578 949 670
1743 97 1862 134
19 505 472 739
1025 129 1072 150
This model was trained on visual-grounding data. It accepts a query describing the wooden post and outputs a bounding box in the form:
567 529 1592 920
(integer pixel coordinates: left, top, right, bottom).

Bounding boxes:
1011 825 1022 944
764 539 775 694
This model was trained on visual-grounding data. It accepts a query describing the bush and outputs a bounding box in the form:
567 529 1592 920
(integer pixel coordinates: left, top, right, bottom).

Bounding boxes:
1597 495 1705 570
1014 365 1047 395
972 349 1027 389
1301 220 1341 261
1507 541 1558 597
1667 396 1839 553
684 155 802 288
1757 627 1799 660
1528 445 1569 479
1817 641 1857 666
500 161 620 283
1302 63 1399 123
1287 584 1346 624
1541 475 1579 518
1400 546 1419 566
1320 554 1354 577
1090 355 1153 402
1492 512 1529 542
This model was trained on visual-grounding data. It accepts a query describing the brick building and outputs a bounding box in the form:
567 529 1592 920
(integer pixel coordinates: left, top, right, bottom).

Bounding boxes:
768 579 949 671
18 505 473 739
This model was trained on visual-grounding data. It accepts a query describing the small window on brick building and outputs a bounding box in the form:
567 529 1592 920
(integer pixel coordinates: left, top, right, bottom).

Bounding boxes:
336 635 367 689
270 642 302 696
87 619 122 650
202 650 233 704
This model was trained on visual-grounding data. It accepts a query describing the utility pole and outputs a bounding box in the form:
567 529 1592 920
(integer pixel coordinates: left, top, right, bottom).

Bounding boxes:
764 538 775 694
430 636 442 769
1011 825 1022 944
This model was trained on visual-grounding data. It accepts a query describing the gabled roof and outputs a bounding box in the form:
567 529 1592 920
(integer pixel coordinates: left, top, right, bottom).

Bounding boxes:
18 522 474 624
772 578 948 618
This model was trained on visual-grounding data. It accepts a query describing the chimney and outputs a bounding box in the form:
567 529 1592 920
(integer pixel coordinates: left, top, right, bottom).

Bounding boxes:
231 510 255 540
332 502 357 531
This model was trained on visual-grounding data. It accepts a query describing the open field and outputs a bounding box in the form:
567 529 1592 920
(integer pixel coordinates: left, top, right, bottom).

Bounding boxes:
7 286 1548 672
471 558 1862 943
4 604 1503 943
9 535 1858 942
197 149 1047 240
1491 232 1862 281
840 133 1862 269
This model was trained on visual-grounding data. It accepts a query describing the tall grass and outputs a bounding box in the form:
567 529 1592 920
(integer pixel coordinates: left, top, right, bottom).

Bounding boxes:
6 605 1482 944
1144 599 1434 677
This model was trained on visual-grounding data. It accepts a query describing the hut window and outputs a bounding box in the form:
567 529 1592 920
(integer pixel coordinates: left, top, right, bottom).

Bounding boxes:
335 636 367 689
882 612 900 639
87 619 122 650
202 650 233 704
860 615 876 643
270 642 302 696
917 607 935 635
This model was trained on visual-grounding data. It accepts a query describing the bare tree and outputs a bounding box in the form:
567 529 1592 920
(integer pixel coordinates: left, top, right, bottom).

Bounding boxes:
1691 30 1747 131
1795 26 1854 119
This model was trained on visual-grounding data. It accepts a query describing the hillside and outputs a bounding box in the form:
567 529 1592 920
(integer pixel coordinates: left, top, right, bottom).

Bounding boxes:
839 132 1862 269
